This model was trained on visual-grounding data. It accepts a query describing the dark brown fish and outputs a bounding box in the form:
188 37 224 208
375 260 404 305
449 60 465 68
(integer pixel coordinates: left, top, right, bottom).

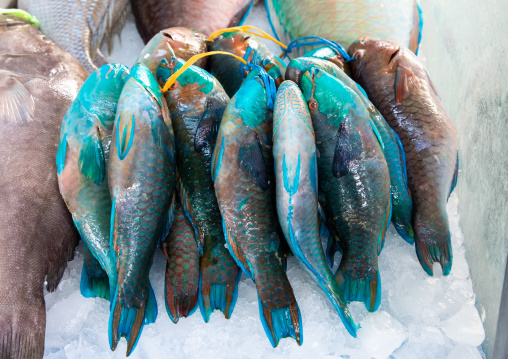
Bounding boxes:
0 13 88 358
130 0 254 40
348 38 458 276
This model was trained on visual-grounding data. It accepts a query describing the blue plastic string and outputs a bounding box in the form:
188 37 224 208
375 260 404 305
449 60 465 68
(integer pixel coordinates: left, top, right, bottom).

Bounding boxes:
239 47 276 111
282 36 352 62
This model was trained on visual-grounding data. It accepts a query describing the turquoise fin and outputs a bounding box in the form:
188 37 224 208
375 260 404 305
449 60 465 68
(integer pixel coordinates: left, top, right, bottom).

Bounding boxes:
257 296 303 347
198 269 241 323
108 282 157 356
449 153 459 198
79 131 105 185
336 270 381 313
80 259 109 300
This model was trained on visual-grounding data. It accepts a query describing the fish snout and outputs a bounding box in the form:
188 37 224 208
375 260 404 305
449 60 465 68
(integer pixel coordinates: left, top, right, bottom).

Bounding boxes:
285 66 303 85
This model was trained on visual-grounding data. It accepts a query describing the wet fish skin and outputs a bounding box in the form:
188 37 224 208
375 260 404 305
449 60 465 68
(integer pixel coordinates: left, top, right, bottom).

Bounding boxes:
157 58 240 322
212 72 302 347
108 63 176 355
208 31 285 97
302 46 351 75
266 0 423 57
131 0 253 40
348 38 458 276
287 56 414 246
18 0 129 73
0 13 87 358
57 63 130 301
299 68 391 312
81 243 110 300
161 198 200 323
273 80 357 336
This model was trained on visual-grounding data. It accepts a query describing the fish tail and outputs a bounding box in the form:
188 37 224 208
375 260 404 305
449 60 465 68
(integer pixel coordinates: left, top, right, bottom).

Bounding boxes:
164 261 199 323
80 258 110 301
108 282 157 356
198 268 241 323
393 217 415 245
336 268 381 313
415 233 453 276
257 295 303 348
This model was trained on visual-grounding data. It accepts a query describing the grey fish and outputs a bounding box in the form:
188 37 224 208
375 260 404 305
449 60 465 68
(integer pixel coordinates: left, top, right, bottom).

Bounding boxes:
18 0 128 73
0 12 88 358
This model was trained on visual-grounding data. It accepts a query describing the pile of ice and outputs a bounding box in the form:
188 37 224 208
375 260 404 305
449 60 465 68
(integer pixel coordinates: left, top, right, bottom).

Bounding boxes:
43 4 485 358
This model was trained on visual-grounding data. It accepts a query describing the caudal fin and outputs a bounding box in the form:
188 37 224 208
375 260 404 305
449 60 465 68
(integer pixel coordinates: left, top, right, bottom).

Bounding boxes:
198 268 241 323
336 270 381 313
415 236 453 276
164 261 199 323
80 259 110 300
108 283 158 356
257 297 303 348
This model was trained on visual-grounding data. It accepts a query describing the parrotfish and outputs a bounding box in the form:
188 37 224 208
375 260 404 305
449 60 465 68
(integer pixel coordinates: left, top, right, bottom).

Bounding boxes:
18 0 129 73
157 58 241 322
286 56 414 245
131 0 254 39
208 30 285 97
273 80 357 336
300 68 391 312
212 69 303 347
108 63 176 355
265 0 423 56
161 197 200 323
0 11 87 358
57 63 130 302
348 38 459 276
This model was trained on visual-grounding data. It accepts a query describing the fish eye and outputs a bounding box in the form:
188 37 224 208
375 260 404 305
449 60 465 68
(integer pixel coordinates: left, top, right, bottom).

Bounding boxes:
41 35 51 42
308 100 318 110
170 83 177 90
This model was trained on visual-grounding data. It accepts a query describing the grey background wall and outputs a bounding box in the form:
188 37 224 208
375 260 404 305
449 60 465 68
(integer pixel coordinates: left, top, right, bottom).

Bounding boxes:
419 1 508 357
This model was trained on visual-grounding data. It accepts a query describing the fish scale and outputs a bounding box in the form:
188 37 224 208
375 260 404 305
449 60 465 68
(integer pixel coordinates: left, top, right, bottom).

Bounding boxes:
213 73 302 347
273 80 357 337
157 59 241 322
300 68 391 313
348 39 458 276
109 64 176 355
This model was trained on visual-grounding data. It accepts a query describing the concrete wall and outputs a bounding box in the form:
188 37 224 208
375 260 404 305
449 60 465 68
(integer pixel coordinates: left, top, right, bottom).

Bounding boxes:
419 1 508 357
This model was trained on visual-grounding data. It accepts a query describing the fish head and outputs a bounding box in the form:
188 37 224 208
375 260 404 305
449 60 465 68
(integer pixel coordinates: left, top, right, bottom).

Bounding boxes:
136 31 177 77
299 68 354 128
157 58 220 111
160 27 208 68
303 46 350 75
286 57 338 86
209 31 284 91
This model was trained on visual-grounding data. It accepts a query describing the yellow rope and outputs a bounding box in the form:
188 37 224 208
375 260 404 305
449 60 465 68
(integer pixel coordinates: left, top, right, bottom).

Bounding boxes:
207 25 287 50
161 51 248 93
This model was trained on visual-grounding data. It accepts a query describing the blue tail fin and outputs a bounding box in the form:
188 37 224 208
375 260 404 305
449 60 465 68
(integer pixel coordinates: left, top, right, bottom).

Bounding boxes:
198 269 241 322
108 282 157 356
80 260 110 300
257 297 303 347
336 270 381 312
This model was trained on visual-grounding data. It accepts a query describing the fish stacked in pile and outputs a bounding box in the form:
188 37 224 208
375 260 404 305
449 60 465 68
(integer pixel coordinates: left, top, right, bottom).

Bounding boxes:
0 1 458 357
55 23 459 357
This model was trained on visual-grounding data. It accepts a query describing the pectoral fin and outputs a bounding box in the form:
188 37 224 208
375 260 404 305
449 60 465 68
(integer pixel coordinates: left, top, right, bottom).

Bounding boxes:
79 127 106 185
0 75 34 125
332 120 362 178
394 66 416 103
238 131 268 190
195 97 225 152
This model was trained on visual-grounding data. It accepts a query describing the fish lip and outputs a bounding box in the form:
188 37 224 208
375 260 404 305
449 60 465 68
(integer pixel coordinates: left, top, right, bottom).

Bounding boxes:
285 66 303 85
